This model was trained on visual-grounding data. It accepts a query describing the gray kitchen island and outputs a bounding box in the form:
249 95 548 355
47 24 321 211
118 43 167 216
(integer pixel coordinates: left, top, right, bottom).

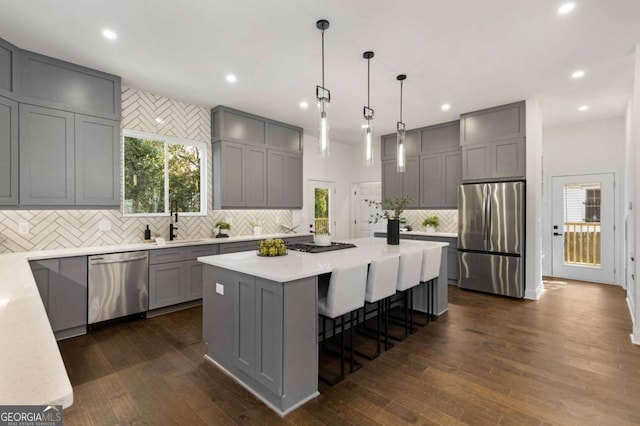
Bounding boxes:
198 237 448 416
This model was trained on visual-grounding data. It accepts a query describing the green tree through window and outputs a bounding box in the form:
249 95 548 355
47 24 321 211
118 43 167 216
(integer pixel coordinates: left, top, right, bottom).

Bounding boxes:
124 132 205 215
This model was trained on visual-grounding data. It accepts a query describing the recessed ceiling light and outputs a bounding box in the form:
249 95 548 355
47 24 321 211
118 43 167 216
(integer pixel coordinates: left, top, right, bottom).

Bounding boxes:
571 70 585 79
441 103 451 111
558 2 576 15
299 101 309 109
226 74 237 83
102 29 118 40
578 105 589 111
155 117 164 124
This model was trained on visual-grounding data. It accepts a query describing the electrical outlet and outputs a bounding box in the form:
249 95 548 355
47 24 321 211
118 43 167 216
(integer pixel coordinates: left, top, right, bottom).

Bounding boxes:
18 222 29 235
216 283 224 295
99 220 111 231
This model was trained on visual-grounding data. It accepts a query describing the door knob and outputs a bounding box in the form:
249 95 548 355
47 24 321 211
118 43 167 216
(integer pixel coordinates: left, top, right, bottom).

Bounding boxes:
553 232 563 236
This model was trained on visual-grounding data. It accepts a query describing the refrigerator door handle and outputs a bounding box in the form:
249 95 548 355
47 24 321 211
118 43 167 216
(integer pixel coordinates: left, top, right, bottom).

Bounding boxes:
485 185 492 242
481 185 487 242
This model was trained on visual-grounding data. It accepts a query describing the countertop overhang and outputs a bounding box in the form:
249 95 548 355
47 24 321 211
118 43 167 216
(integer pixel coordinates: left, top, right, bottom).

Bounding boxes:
198 237 448 282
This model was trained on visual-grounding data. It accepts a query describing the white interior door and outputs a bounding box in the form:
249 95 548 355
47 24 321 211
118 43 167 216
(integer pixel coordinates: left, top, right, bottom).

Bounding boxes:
551 173 615 283
308 180 334 236
351 182 383 238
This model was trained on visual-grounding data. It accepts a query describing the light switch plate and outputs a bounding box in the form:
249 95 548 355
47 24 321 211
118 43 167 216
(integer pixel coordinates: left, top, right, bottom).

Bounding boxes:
18 222 29 235
216 283 224 295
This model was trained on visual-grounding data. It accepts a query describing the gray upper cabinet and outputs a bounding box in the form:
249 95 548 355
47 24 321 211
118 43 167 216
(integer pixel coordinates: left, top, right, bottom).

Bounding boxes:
212 107 266 145
18 50 121 120
213 141 267 209
19 104 75 206
460 101 525 146
75 114 120 206
442 150 462 208
382 120 461 209
460 101 526 182
462 138 525 182
267 121 302 152
267 150 302 208
0 38 17 97
212 106 303 210
381 157 418 207
0 96 18 205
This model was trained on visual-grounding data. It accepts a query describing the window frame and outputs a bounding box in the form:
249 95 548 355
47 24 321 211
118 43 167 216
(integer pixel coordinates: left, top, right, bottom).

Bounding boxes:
122 129 208 217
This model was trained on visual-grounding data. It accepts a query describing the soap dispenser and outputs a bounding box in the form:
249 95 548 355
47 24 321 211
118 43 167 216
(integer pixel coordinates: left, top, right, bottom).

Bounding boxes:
144 225 151 240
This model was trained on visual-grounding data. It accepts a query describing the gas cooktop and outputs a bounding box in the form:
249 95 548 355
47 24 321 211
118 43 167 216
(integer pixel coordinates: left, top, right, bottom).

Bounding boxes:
286 242 357 253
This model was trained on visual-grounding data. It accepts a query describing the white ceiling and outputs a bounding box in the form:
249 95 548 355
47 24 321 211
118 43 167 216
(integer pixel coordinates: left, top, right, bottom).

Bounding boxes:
1 0 639 144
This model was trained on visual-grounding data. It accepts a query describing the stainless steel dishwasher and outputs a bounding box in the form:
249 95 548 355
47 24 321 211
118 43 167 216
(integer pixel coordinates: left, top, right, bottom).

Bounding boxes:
88 251 149 324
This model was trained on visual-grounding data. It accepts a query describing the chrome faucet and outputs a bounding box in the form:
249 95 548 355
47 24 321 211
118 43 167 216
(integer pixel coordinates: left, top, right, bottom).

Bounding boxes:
169 200 178 241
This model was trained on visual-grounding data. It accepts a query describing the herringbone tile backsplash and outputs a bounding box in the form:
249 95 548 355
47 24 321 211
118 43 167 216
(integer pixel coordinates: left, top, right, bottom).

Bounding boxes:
0 87 292 253
403 210 458 233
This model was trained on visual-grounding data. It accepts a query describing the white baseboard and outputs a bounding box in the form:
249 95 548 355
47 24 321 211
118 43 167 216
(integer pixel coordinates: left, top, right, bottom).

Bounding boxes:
524 280 543 300
631 331 640 346
203 355 319 417
626 296 635 326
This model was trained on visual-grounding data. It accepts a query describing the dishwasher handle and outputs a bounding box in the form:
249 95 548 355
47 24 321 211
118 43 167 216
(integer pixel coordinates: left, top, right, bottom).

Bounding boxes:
90 255 148 265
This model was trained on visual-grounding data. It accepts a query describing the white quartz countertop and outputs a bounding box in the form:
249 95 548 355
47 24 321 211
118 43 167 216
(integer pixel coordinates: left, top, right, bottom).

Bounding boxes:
198 237 448 282
377 230 458 238
0 232 305 409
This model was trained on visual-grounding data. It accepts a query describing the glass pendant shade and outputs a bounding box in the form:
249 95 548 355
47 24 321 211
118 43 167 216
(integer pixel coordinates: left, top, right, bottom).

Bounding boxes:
363 118 374 166
397 121 406 173
318 103 329 157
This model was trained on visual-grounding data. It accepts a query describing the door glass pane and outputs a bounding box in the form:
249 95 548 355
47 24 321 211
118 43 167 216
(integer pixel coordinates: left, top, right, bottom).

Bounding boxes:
562 182 601 267
124 137 165 214
314 188 330 234
168 143 202 213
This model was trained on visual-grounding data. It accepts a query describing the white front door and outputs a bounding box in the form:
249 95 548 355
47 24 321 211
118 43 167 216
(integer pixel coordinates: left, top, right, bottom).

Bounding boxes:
308 180 334 236
551 173 615 283
351 182 383 238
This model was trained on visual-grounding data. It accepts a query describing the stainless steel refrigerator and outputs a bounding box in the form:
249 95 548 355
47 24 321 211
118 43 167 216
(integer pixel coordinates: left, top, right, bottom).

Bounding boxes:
458 181 525 298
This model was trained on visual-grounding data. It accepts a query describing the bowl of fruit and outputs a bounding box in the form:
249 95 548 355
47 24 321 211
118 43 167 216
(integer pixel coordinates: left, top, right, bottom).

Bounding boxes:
257 238 288 257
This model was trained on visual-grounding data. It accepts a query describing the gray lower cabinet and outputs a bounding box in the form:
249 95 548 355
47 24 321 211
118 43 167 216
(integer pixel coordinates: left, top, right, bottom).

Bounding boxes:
419 149 462 208
233 276 283 395
213 141 267 209
0 96 18 205
203 265 317 414
149 245 218 309
19 104 75 206
149 261 187 310
267 150 302 208
462 137 525 182
29 256 88 340
219 240 259 254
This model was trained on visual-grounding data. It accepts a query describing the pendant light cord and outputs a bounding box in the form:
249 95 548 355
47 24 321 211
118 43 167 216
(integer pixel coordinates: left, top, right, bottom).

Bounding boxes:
321 29 325 89
367 58 370 108
400 80 403 122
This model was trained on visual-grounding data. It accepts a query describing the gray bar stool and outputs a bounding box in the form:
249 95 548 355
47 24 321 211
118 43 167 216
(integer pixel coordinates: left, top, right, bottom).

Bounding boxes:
356 254 400 360
420 245 442 323
391 248 424 339
318 263 368 385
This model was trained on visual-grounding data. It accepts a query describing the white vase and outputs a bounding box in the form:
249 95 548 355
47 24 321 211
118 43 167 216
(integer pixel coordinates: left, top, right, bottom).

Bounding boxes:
314 234 331 246
253 226 262 236
426 226 436 233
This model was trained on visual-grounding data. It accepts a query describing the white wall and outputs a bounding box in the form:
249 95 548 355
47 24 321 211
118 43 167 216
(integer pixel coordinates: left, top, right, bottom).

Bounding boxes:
541 117 626 285
628 43 640 344
292 134 354 240
525 99 544 300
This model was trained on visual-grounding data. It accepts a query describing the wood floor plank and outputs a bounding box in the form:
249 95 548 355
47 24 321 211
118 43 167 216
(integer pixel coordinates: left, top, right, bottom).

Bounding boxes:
58 279 640 425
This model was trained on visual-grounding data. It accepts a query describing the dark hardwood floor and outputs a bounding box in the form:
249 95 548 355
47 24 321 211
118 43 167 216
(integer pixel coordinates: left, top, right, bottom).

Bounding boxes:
59 279 640 425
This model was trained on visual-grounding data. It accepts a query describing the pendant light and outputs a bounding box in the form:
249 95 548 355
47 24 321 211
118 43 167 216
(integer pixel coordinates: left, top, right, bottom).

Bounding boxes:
316 19 330 158
396 74 407 173
363 51 375 166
